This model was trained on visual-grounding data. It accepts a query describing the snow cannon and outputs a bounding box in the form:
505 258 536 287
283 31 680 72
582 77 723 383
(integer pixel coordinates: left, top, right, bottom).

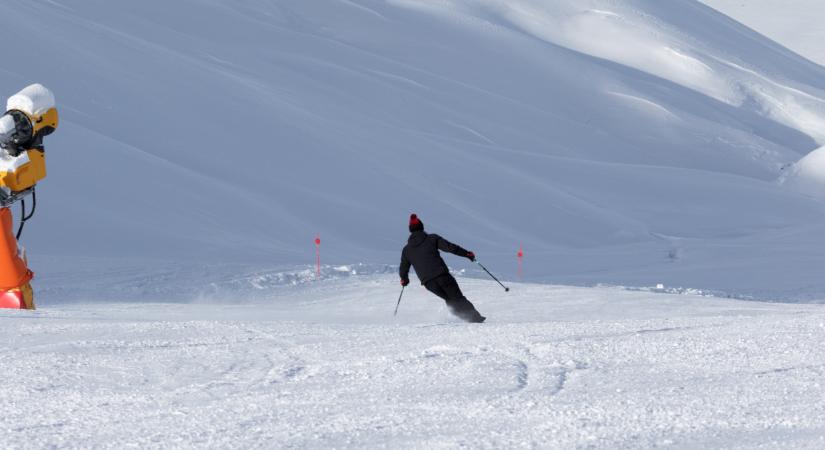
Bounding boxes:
0 84 56 203
0 84 57 310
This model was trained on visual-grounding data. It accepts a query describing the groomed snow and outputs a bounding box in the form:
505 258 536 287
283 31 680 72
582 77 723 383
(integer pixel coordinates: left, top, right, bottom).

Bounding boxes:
2 275 824 448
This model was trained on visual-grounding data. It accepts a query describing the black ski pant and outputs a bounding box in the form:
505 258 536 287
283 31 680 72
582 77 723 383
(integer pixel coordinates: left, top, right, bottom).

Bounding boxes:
424 274 483 322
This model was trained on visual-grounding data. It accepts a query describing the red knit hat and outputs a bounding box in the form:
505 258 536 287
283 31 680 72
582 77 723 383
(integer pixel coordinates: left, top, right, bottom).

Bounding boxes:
409 214 424 232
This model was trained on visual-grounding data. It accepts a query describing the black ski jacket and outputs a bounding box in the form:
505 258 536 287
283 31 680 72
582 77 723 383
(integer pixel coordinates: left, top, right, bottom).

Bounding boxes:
400 231 471 284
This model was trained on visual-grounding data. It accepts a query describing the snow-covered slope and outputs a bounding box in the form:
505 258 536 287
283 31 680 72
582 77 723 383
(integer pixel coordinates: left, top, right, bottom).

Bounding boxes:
701 0 825 66
3 275 825 448
2 0 825 299
782 146 825 199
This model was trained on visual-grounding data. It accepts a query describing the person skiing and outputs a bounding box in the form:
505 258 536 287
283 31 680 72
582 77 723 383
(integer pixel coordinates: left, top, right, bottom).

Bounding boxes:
400 214 486 323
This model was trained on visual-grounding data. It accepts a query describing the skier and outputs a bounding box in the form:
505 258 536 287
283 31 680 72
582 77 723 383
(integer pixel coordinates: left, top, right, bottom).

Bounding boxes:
400 214 486 323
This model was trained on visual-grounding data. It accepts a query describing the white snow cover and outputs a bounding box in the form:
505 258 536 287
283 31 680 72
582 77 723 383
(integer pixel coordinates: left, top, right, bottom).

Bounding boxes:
1 2 825 446
0 149 30 173
700 0 825 66
0 114 14 136
3 274 825 448
0 0 823 299
782 146 825 199
6 83 55 116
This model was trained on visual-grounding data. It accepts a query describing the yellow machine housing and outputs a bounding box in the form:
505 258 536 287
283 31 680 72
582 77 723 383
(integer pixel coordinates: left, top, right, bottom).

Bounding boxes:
0 150 46 192
31 107 59 137
0 106 57 193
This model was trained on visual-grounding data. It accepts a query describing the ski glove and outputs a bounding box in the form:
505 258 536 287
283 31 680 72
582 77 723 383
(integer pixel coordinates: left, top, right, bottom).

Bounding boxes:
466 251 476 262
400 278 410 287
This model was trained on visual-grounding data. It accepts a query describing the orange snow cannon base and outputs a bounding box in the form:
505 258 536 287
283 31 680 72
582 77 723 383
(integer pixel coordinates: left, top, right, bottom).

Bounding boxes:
0 208 34 309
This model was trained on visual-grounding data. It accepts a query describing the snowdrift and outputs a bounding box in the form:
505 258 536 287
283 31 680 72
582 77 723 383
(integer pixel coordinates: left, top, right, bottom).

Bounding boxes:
782 146 825 199
1 0 825 300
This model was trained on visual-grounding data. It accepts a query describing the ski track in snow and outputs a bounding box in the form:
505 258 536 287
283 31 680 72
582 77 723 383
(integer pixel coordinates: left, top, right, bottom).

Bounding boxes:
2 276 825 448
2 1 825 447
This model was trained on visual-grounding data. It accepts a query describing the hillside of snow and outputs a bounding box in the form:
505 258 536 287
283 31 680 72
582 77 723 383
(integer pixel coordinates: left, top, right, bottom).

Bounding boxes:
1 0 825 300
700 0 825 66
782 146 825 199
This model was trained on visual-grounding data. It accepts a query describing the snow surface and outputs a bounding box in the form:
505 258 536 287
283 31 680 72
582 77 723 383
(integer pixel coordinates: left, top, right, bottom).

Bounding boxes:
1 0 825 299
0 115 14 138
700 0 825 66
0 149 31 173
3 274 825 448
2 3 825 446
782 146 825 199
6 83 55 116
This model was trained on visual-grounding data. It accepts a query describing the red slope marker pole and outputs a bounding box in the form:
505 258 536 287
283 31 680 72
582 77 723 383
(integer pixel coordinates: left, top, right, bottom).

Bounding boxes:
315 234 321 279
517 244 524 280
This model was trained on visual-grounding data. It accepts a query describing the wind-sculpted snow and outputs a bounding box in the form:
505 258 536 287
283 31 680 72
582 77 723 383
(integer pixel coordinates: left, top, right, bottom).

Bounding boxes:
2 1 825 299
393 0 825 141
782 146 825 200
2 276 825 448
701 0 825 66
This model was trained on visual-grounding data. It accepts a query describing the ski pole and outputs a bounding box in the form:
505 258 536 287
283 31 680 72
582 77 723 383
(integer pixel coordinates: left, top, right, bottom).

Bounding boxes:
476 261 510 292
394 285 406 316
